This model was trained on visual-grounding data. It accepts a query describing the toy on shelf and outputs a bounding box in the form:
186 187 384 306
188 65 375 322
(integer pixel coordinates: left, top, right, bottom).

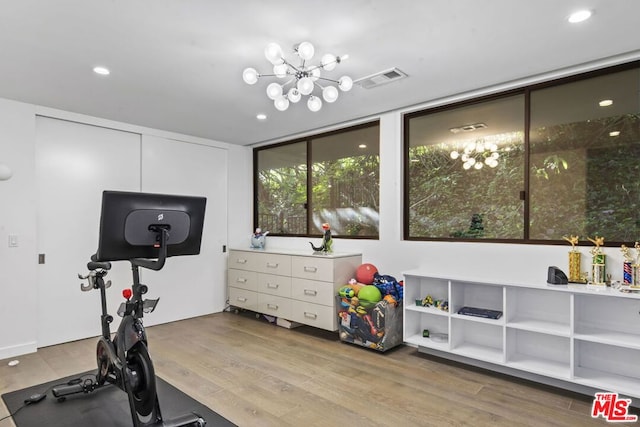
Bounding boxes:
250 227 269 249
416 294 448 312
309 223 333 253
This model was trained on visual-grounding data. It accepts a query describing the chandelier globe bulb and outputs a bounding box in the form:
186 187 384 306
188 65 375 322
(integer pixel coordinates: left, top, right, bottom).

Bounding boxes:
242 67 258 85
265 43 283 65
287 88 302 103
338 76 353 91
307 95 322 112
297 42 315 60
297 77 314 95
274 96 290 111
322 86 339 103
266 82 282 100
321 54 337 71
273 63 288 78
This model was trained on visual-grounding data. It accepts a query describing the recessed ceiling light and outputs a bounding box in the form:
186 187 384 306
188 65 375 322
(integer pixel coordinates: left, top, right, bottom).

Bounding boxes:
609 131 621 137
599 99 613 107
568 10 592 23
93 66 110 75
256 113 267 120
358 144 367 149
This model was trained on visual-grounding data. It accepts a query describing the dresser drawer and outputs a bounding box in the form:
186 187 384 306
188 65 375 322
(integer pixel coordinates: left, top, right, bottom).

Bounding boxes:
255 253 292 276
228 268 258 291
228 250 261 272
257 294 292 319
290 301 336 331
291 256 334 282
229 287 258 311
258 273 292 298
291 278 334 306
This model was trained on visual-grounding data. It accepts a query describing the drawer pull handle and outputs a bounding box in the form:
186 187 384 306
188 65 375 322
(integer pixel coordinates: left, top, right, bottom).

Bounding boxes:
237 297 247 302
304 289 317 296
267 283 279 289
304 312 318 319
266 262 279 268
304 266 317 273
236 258 247 264
267 303 279 310
236 278 247 283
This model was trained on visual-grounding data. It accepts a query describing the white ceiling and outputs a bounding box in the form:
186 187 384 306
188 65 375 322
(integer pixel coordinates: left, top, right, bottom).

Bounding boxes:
0 0 639 146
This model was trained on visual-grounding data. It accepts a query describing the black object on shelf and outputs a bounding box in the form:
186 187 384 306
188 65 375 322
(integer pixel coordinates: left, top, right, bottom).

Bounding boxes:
547 266 568 285
457 306 502 319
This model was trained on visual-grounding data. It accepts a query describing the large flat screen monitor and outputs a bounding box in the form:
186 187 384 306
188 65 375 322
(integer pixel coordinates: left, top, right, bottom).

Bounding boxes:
95 190 207 262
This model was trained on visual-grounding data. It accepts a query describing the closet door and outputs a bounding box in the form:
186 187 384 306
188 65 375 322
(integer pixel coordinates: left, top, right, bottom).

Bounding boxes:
140 135 228 322
35 116 140 347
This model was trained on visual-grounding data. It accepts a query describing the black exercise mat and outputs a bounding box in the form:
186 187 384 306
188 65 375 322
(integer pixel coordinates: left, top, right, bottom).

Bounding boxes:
2 371 236 427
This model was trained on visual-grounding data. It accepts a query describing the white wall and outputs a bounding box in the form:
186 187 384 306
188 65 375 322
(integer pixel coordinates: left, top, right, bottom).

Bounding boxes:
0 98 252 360
0 98 38 358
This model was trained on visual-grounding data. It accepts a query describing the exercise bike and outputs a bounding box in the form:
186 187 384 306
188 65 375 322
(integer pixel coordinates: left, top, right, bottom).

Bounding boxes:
51 191 207 427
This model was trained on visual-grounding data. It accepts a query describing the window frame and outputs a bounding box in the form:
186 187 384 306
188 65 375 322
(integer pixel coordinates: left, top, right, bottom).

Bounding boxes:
253 120 381 239
403 60 640 246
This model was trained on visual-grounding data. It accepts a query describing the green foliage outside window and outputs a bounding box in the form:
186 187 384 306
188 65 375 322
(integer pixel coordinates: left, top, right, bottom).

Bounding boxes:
406 63 640 244
255 122 380 237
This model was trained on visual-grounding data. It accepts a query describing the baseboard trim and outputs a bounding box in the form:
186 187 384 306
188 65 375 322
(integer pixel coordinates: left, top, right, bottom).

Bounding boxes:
0 341 37 360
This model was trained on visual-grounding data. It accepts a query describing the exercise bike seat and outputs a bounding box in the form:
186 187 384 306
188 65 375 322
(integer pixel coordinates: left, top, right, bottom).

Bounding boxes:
87 260 112 271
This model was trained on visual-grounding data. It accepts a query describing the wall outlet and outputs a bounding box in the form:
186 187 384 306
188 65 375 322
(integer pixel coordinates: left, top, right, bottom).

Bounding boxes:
8 234 18 247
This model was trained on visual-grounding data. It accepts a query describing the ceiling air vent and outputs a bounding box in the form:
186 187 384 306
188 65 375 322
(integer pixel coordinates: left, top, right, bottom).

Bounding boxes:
449 122 488 134
354 67 408 89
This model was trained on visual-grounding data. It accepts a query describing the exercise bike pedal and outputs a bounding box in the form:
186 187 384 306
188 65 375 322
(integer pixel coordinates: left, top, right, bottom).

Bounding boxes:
161 412 206 427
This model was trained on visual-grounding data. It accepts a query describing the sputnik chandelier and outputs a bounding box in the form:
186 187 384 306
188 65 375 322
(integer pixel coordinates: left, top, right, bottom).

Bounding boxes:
450 139 500 170
242 41 353 112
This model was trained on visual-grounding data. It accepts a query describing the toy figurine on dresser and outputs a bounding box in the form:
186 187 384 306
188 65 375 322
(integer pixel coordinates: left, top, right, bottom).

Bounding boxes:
250 227 269 249
310 222 333 253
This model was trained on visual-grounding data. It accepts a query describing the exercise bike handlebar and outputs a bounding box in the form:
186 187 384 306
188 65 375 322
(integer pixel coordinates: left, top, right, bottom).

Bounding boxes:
129 226 169 271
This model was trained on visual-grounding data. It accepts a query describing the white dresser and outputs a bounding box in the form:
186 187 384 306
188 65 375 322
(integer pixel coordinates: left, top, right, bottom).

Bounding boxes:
227 249 362 331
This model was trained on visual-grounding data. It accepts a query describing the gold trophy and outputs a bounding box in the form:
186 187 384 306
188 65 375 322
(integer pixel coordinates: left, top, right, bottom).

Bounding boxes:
588 236 606 285
563 235 583 283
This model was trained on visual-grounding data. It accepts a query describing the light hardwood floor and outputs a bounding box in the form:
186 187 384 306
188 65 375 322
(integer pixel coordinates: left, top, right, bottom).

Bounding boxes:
1 312 636 426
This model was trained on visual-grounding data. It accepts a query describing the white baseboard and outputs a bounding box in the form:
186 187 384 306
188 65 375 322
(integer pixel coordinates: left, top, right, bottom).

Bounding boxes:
0 341 37 361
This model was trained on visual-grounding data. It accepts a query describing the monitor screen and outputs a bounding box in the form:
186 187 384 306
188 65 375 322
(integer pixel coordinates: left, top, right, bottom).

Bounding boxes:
94 190 207 262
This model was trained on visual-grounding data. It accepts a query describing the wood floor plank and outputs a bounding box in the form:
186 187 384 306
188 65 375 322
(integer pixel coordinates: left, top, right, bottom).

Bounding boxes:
2 311 635 426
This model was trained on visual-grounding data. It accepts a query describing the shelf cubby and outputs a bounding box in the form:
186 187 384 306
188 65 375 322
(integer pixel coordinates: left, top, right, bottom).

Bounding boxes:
574 339 640 397
403 274 448 307
403 309 449 350
505 328 570 379
450 317 503 364
450 280 503 316
574 294 640 349
505 287 571 336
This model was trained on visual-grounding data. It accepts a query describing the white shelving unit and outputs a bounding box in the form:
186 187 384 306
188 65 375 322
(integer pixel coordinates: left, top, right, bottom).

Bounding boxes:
403 270 640 399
